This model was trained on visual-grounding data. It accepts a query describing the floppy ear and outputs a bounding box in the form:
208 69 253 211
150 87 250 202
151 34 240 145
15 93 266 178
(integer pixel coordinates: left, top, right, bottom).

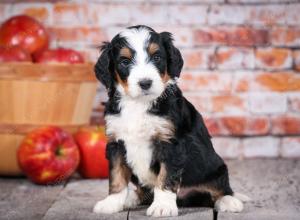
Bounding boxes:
95 42 113 90
160 32 184 78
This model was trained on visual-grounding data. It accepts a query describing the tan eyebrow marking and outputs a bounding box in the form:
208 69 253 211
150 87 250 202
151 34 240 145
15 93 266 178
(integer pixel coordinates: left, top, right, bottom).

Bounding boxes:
148 43 159 55
120 47 132 59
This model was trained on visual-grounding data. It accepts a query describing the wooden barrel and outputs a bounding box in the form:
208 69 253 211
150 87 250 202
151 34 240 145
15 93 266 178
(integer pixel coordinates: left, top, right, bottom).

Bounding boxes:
0 63 98 176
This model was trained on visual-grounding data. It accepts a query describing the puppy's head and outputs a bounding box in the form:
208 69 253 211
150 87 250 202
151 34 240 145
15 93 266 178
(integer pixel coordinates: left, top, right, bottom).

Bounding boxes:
95 25 183 100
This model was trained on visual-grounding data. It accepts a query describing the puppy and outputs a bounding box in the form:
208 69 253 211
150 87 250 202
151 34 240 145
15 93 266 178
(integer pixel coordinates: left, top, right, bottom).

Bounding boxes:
93 25 249 217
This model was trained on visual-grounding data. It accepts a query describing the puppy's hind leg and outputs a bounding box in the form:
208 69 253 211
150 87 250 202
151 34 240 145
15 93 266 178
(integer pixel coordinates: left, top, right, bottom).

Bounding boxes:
206 164 246 213
215 195 244 213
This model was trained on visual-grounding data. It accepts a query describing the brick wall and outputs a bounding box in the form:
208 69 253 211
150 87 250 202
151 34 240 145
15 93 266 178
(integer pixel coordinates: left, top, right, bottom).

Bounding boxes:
1 0 300 159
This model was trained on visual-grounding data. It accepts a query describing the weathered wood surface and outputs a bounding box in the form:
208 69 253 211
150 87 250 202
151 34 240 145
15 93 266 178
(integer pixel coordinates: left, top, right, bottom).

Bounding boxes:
0 159 299 220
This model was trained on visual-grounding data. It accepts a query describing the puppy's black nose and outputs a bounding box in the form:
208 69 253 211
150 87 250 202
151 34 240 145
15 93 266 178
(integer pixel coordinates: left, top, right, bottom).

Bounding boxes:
138 79 152 90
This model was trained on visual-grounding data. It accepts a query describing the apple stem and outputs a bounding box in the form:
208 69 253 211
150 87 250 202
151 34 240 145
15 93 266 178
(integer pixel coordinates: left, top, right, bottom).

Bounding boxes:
55 146 63 156
96 125 103 132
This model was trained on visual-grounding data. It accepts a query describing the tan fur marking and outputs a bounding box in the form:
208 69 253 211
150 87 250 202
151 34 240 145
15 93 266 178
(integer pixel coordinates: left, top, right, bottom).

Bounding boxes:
156 163 179 193
178 185 224 202
115 72 129 94
157 163 167 189
135 186 149 203
162 71 171 84
197 185 223 201
148 43 159 55
120 47 132 59
109 156 131 194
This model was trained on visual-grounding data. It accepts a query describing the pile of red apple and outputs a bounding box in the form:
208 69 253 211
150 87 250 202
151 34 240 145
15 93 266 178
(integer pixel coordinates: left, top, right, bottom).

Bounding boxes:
18 126 109 185
0 15 84 64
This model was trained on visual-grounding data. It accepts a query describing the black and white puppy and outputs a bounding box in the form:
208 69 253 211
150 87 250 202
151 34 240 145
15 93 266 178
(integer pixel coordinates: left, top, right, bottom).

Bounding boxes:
93 25 249 217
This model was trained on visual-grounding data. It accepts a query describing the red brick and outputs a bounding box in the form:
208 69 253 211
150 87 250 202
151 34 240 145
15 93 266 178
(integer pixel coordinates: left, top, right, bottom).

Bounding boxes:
53 3 88 25
234 72 300 92
271 27 300 47
281 137 300 158
271 115 300 135
233 72 253 92
182 48 215 69
220 116 247 136
204 116 270 136
293 50 300 72
216 47 254 69
255 48 292 70
220 116 270 136
194 27 269 46
204 117 221 136
211 95 246 114
179 72 233 93
48 27 107 43
247 117 270 135
255 72 300 92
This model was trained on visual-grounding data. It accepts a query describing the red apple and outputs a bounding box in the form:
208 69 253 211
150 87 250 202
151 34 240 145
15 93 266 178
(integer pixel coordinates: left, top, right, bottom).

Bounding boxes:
0 46 32 62
74 127 109 179
18 126 80 185
0 15 49 55
34 48 84 64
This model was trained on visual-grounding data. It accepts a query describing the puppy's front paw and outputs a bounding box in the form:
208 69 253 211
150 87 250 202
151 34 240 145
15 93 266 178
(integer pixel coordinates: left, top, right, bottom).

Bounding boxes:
93 189 128 214
124 189 140 209
215 195 243 213
146 201 178 217
93 196 124 214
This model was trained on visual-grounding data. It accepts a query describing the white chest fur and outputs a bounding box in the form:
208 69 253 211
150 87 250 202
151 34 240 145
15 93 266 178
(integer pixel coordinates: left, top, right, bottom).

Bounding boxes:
105 98 173 186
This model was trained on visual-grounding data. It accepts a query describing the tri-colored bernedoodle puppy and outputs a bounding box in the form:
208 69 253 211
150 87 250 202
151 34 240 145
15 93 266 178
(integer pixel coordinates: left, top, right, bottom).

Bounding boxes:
93 25 250 218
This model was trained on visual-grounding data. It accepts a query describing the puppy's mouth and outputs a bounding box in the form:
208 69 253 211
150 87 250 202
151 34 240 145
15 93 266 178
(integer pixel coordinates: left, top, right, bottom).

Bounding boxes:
142 90 151 96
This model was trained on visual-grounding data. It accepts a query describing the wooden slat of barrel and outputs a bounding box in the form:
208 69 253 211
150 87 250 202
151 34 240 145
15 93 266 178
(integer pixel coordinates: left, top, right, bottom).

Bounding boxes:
0 80 97 124
0 63 96 82
0 134 23 176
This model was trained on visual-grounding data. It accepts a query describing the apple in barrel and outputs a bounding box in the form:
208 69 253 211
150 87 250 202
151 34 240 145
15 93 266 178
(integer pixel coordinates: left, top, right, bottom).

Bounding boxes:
18 126 80 185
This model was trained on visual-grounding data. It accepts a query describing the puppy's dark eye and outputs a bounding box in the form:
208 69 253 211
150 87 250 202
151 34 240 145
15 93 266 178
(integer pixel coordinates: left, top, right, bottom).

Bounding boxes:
153 54 161 62
120 59 131 67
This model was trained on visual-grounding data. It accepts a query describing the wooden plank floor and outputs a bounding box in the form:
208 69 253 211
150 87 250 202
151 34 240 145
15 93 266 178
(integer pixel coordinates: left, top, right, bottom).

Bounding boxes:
0 159 299 220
